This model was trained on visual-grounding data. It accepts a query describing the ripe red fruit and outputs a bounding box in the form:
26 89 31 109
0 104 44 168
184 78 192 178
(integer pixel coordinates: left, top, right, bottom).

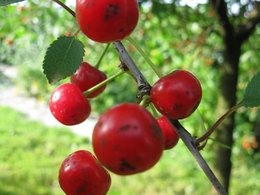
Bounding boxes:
92 103 164 175
76 0 139 43
49 83 91 125
71 62 107 98
151 70 202 120
59 150 111 195
157 116 179 150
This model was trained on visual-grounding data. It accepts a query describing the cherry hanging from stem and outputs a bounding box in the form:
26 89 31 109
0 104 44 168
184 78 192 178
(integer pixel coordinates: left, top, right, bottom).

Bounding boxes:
50 1 227 193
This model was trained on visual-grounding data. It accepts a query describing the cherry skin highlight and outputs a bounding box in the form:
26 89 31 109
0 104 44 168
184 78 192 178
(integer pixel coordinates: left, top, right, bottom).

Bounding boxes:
157 115 179 150
49 83 91 125
92 103 164 175
59 150 111 195
151 70 202 120
71 62 107 98
76 0 139 43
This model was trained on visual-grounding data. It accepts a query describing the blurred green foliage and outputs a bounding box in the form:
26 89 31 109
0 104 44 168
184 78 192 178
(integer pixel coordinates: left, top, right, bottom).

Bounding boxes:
0 106 88 195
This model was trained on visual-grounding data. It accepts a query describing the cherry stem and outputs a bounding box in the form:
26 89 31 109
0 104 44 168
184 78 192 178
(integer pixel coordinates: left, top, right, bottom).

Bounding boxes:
83 69 125 97
126 36 163 78
150 103 160 118
195 103 242 145
38 0 225 193
169 119 227 195
73 28 81 37
113 41 151 100
96 43 111 69
51 0 76 17
139 95 151 108
113 41 227 194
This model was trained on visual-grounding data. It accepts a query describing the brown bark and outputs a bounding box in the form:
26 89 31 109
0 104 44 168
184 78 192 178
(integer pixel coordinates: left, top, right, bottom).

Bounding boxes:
210 0 260 192
213 38 240 192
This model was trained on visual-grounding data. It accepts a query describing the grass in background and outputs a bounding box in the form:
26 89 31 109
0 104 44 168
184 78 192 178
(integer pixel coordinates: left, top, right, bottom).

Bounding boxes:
0 106 260 195
0 106 88 195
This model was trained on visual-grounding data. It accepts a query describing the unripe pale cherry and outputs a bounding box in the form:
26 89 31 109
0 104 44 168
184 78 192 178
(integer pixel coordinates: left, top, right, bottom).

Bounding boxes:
49 83 91 125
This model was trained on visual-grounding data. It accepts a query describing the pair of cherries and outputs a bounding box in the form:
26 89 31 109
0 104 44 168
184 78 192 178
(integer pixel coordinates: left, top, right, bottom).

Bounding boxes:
58 104 179 195
49 62 106 126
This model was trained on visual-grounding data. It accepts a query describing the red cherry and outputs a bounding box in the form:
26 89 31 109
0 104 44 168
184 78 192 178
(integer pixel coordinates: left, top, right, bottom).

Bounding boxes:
76 0 139 43
151 70 202 120
157 116 179 150
59 150 111 195
92 103 164 175
49 83 91 125
71 62 107 98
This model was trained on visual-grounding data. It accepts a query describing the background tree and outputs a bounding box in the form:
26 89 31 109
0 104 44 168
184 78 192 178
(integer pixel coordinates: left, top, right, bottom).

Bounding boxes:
210 0 260 191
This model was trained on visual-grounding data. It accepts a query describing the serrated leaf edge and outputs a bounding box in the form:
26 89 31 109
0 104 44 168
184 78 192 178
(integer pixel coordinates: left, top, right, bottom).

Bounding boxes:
42 36 85 84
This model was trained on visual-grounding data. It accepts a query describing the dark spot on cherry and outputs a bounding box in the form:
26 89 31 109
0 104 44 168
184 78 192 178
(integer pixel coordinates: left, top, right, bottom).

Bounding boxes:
104 4 120 21
118 28 125 33
97 122 103 128
119 124 130 131
151 123 162 137
76 185 87 194
172 103 182 110
119 159 136 172
119 124 138 132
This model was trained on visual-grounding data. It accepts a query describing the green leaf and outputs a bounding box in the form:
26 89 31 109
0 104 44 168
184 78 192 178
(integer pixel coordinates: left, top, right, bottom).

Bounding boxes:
0 0 25 6
43 36 85 84
242 72 260 107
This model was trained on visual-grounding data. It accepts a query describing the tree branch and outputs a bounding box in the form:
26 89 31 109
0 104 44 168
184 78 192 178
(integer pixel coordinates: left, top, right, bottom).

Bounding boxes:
113 41 151 99
210 0 234 38
51 0 75 17
170 120 227 195
113 41 227 195
236 14 260 43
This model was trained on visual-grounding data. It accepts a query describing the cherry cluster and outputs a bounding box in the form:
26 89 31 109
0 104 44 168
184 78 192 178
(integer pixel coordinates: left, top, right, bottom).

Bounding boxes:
49 0 202 194
49 62 106 126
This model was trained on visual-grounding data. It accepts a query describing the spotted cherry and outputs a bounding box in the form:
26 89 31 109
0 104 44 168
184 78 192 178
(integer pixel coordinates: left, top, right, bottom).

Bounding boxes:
49 83 91 125
157 115 179 150
151 70 202 120
71 62 107 98
59 150 111 195
92 103 164 175
76 0 139 43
